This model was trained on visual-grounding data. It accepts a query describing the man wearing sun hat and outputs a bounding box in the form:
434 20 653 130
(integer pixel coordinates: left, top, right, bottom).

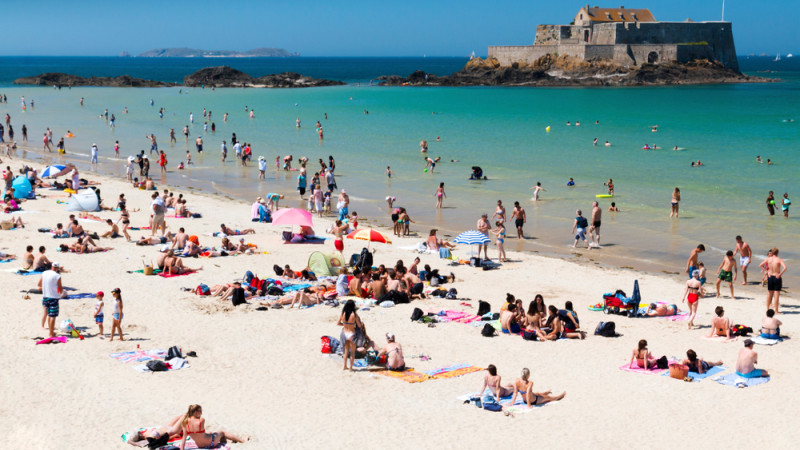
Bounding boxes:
378 333 405 371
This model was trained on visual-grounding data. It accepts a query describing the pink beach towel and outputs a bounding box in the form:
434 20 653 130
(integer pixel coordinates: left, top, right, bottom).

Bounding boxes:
159 270 197 278
36 336 67 345
619 360 675 375
702 335 739 343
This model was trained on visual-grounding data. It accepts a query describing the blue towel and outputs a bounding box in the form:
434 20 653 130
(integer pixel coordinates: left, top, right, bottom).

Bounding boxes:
17 270 44 276
65 293 96 300
663 365 726 381
713 373 770 388
283 283 312 292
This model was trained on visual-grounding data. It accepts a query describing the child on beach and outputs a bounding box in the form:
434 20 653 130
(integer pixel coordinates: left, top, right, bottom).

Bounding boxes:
697 262 707 285
93 291 105 337
109 288 124 342
715 251 738 298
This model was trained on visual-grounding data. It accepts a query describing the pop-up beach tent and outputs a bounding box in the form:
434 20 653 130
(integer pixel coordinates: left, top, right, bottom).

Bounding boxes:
307 252 345 277
65 189 100 212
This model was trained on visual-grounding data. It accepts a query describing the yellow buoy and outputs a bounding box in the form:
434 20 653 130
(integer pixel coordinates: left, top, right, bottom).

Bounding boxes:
545 126 551 132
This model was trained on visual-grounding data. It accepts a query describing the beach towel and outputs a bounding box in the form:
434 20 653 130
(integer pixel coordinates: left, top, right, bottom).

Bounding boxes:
712 373 770 388
110 349 167 363
129 268 164 275
662 365 727 382
423 364 483 379
457 391 542 414
0 258 14 263
159 270 197 278
702 335 739 343
285 236 326 244
619 361 673 375
282 283 313 292
16 269 44 276
133 357 189 373
665 312 690 322
36 336 67 345
374 368 432 383
751 336 782 345
64 293 96 300
122 429 230 449
430 310 483 324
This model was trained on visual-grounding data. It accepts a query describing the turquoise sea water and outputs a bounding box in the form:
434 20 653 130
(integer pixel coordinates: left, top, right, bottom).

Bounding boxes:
1 56 798 283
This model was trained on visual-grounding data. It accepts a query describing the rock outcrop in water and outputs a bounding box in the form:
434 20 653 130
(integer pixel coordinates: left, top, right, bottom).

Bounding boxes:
378 55 772 87
183 66 345 88
13 73 174 87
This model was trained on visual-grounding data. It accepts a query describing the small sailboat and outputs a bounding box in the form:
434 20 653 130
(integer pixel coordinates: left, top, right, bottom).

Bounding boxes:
774 53 781 61
788 53 794 58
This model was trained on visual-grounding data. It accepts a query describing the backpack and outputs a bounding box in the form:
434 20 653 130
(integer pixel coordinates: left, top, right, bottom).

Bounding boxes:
576 216 588 228
656 355 669 370
445 288 458 300
195 284 210 296
477 300 491 317
731 324 753 336
166 346 182 360
273 264 284 276
146 360 169 372
231 287 247 306
267 285 284 296
481 323 497 337
411 307 424 321
357 247 373 272
483 402 502 412
594 321 617 337
430 288 447 297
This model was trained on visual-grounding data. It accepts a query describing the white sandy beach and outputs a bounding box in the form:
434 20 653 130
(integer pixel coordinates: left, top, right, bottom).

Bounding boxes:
1 160 798 449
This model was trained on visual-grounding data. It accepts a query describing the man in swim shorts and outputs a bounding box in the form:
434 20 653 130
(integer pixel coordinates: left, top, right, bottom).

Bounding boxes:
571 210 589 249
476 213 491 260
715 250 737 299
733 235 752 285
764 248 787 314
735 339 769 378
510 201 526 239
685 244 705 279
38 262 63 337
500 303 521 334
590 201 602 247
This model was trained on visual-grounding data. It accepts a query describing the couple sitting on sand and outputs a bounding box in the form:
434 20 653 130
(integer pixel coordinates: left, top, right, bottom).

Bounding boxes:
480 365 565 410
708 306 781 340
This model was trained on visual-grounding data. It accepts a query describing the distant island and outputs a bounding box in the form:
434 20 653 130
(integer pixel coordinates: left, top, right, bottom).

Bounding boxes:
137 47 297 58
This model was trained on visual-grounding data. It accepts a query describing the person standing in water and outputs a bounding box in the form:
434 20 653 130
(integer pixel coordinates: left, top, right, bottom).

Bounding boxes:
530 182 545 201
434 182 446 209
766 191 776 216
510 201 526 239
671 187 681 218
782 193 790 217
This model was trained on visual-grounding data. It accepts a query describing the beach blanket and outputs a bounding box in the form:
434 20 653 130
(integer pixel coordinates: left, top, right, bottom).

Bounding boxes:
662 365 727 382
430 310 483 324
423 364 483 379
374 368 432 383
129 268 164 275
751 336 782 345
110 349 167 363
702 335 739 343
133 357 189 373
122 430 231 449
16 269 44 276
0 258 14 263
665 312 690 322
128 226 151 230
457 391 541 414
712 373 770 388
36 336 68 345
619 360 675 375
65 293 96 299
282 283 313 292
159 270 197 278
285 237 326 244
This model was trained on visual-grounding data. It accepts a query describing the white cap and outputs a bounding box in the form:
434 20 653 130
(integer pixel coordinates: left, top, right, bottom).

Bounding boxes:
160 244 169 252
52 262 61 268
341 189 346 194
386 332 395 341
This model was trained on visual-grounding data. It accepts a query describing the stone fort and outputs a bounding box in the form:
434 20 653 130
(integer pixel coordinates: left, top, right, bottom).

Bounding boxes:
488 5 739 71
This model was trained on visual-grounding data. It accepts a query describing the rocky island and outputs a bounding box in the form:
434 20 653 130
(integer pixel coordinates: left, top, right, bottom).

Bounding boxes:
13 73 175 87
183 66 345 88
381 6 772 87
14 66 345 88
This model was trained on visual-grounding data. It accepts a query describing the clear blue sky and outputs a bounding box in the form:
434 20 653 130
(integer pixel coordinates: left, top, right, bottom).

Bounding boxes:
2 1 796 56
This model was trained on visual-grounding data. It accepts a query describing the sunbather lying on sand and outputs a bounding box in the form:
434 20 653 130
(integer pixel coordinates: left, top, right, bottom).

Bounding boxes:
261 289 324 308
164 250 202 274
136 233 174 246
646 303 680 316
219 223 254 236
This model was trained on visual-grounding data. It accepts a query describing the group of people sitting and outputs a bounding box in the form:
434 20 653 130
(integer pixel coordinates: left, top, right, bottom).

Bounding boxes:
629 338 769 379
500 294 587 341
335 257 454 302
708 305 783 341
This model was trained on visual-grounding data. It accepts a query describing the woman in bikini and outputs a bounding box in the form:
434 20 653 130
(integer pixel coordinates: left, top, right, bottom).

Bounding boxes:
682 270 704 329
479 364 514 404
491 200 506 224
511 368 566 408
116 203 132 241
337 300 364 371
434 182 446 209
178 404 246 450
671 187 681 218
629 339 657 369
332 220 347 253
523 301 546 341
681 349 722 375
491 221 507 262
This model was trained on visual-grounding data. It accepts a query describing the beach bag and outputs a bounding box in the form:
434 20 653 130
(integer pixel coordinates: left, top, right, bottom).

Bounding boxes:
481 323 497 337
430 288 447 297
321 336 332 354
445 288 458 299
669 363 689 380
411 307 424 321
483 401 502 412
477 300 491 317
146 360 169 372
273 264 284 276
231 287 246 306
732 324 753 336
357 247 372 272
267 285 284 296
166 346 182 360
438 247 451 259
469 257 482 267
195 284 210 296
656 356 669 370
594 321 617 337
